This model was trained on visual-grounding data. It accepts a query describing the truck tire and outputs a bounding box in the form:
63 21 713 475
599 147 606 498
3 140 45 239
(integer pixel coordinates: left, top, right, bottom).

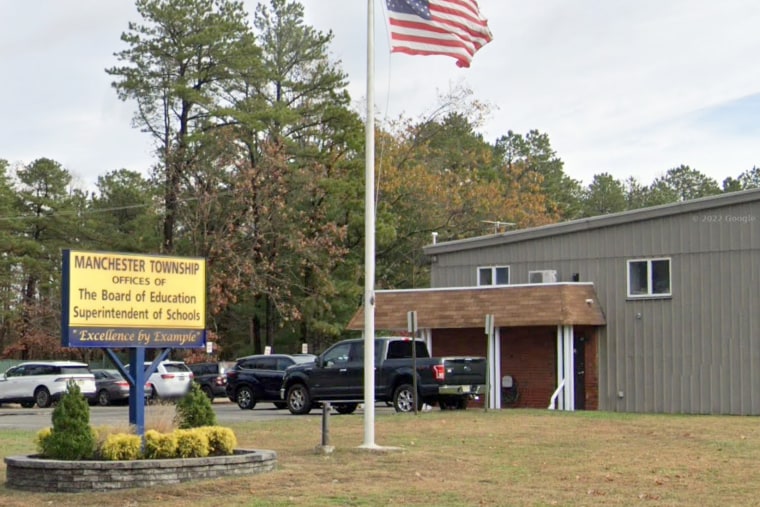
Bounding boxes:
334 403 358 415
393 383 421 413
286 383 313 415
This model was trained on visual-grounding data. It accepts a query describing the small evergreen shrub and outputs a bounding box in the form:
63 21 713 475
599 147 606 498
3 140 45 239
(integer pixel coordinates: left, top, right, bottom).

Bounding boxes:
99 434 142 461
39 381 96 460
144 429 178 459
174 428 210 458
175 382 217 429
200 426 237 456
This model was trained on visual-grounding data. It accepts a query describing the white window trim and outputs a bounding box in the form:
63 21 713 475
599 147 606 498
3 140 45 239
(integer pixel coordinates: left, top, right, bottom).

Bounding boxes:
626 257 672 298
477 265 510 286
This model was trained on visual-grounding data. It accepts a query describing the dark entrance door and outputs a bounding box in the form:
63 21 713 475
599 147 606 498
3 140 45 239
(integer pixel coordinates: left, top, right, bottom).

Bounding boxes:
574 336 586 410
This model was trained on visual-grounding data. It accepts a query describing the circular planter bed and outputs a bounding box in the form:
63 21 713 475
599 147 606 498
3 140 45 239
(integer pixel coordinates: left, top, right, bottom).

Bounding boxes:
5 448 277 492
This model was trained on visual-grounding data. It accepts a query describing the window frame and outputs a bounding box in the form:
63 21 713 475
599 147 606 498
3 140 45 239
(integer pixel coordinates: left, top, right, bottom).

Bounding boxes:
477 265 510 286
626 257 672 298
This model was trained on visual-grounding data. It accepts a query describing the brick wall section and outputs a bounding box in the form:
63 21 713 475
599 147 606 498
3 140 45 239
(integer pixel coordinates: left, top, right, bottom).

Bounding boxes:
576 326 599 411
5 449 277 492
499 327 557 409
432 326 599 410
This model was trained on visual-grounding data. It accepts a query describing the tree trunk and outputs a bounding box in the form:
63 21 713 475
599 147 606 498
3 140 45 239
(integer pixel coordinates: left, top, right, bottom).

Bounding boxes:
251 316 262 355
266 296 275 351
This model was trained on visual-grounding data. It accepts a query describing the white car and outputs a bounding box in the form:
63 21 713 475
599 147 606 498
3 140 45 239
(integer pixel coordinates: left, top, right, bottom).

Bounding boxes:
143 361 194 399
0 361 96 408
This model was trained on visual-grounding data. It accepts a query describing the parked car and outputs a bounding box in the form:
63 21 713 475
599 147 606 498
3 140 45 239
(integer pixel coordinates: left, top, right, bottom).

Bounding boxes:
225 354 316 410
90 369 130 406
0 361 96 408
188 361 235 399
127 361 194 400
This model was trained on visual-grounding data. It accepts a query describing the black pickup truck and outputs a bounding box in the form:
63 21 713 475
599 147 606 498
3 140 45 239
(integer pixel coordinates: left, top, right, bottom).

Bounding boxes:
280 337 487 414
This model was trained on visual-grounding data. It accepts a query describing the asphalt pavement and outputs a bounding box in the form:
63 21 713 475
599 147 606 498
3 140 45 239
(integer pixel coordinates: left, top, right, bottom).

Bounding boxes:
0 399 395 431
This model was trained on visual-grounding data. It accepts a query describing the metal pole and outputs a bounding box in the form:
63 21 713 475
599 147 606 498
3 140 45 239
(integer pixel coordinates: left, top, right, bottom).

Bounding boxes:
409 311 418 415
321 402 331 446
128 347 146 436
361 0 377 449
484 315 493 412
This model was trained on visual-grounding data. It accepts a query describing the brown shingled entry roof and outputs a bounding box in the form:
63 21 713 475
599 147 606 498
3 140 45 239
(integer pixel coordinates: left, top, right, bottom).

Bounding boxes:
346 284 606 330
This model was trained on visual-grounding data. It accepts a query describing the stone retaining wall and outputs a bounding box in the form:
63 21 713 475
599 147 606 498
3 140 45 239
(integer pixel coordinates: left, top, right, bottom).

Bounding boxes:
4 449 277 492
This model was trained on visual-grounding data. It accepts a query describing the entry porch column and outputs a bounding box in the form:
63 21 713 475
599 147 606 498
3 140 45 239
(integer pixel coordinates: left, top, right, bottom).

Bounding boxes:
550 325 575 411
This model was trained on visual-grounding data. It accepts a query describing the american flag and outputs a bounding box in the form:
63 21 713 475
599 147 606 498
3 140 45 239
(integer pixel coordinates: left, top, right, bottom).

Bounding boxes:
385 0 493 68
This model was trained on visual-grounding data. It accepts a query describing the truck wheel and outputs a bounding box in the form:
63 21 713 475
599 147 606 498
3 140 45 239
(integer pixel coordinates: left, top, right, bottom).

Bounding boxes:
236 386 257 410
286 384 313 415
393 383 421 413
334 403 358 415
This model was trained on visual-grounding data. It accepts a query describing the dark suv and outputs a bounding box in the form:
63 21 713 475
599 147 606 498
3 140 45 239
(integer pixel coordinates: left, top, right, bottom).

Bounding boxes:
225 354 315 410
188 361 235 399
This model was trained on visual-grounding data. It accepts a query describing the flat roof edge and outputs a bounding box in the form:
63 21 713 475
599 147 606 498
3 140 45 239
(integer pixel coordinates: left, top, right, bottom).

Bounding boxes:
376 282 595 294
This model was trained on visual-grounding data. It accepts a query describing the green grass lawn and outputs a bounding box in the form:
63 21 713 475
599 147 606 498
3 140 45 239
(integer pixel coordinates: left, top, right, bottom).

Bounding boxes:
1 409 760 506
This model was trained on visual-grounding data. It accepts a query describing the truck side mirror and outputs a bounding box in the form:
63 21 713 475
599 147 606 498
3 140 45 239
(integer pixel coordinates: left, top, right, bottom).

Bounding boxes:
315 356 324 368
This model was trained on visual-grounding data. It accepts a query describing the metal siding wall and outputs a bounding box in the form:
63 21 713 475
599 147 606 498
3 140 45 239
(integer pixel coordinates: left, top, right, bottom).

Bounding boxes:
430 199 760 414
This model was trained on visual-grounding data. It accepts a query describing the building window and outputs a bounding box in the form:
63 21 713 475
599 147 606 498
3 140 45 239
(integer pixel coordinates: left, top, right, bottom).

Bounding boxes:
478 266 509 286
627 258 671 297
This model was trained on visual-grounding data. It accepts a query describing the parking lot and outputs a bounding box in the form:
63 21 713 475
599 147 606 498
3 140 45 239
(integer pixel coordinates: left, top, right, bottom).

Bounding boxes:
0 399 395 431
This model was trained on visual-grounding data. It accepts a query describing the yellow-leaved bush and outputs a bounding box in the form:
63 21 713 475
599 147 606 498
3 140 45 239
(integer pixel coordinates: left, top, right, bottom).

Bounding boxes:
144 429 178 459
100 434 142 461
175 429 210 458
200 426 238 456
44 426 239 461
35 427 52 454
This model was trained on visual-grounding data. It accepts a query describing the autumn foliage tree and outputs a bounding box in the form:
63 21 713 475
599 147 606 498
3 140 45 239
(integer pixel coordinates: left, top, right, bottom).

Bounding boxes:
373 111 556 290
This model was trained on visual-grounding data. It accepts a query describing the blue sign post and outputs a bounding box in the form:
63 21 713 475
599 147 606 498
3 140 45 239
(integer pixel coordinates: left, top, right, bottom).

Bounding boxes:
61 250 207 436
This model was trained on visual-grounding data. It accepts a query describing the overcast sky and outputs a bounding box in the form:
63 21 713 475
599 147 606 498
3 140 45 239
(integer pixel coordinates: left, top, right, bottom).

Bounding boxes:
1 1 758 191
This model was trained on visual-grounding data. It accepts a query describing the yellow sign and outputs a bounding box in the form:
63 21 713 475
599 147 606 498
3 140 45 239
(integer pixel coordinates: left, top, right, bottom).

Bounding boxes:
66 251 206 329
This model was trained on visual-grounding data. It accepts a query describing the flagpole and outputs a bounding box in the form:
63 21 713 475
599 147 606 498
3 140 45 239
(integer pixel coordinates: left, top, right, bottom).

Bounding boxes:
361 0 378 449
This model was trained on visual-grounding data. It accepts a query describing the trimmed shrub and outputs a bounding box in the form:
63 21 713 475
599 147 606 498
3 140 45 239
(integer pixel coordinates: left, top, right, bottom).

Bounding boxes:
200 426 237 456
99 434 142 461
174 429 210 458
175 382 217 429
34 427 52 454
144 429 178 459
39 381 96 460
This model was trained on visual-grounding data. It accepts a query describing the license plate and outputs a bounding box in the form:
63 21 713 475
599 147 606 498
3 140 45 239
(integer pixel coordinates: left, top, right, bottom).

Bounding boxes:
462 386 471 393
